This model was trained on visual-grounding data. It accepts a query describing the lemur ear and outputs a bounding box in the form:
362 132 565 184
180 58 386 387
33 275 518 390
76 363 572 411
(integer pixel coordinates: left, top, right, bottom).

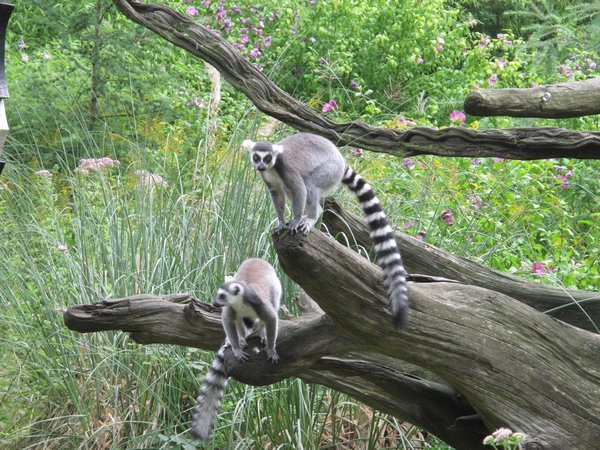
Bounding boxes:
224 275 235 282
272 144 284 154
241 140 256 151
231 283 243 296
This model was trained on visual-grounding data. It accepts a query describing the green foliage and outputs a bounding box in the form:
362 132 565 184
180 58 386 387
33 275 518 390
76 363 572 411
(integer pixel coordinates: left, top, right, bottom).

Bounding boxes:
1 1 598 448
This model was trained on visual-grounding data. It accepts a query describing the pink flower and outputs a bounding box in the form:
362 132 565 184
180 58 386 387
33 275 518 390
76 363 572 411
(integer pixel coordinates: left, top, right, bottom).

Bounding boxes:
56 245 69 253
186 6 199 15
440 209 454 226
135 170 167 188
262 36 272 47
349 148 363 157
565 70 573 78
417 56 424 64
436 36 445 45
321 99 338 113
492 428 513 442
403 158 415 170
488 74 497 86
468 195 482 210
478 35 490 48
36 169 52 178
350 80 361 90
532 262 553 277
416 230 426 241
449 110 466 126
497 58 506 69
240 33 249 44
78 157 120 172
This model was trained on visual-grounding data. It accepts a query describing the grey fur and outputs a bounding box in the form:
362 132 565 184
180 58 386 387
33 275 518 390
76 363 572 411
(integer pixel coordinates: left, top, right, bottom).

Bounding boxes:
190 258 282 441
243 133 409 328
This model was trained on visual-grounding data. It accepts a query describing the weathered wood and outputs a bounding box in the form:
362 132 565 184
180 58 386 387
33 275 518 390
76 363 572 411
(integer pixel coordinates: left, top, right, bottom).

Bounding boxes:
63 294 488 449
272 230 600 450
322 198 600 332
110 0 600 161
64 227 600 449
465 78 600 118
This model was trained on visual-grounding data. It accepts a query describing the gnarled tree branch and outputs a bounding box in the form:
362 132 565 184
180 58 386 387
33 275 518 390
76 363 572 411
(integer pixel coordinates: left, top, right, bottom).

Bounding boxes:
111 0 600 160
64 224 600 450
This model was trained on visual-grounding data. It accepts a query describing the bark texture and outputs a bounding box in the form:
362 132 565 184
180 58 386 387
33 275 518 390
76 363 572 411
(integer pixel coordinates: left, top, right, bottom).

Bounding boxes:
110 0 600 161
64 226 600 450
464 77 600 118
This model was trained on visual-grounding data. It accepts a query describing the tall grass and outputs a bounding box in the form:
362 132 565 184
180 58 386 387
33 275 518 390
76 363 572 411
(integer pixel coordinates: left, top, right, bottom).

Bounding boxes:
0 112 444 449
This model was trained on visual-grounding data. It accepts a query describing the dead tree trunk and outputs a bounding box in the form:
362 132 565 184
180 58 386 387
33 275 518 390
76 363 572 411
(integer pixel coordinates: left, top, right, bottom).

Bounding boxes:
464 78 600 118
110 0 600 160
64 224 600 450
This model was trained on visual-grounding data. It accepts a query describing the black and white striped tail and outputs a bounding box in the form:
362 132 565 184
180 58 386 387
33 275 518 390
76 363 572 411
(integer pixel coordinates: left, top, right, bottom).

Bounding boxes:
342 165 409 328
190 346 228 441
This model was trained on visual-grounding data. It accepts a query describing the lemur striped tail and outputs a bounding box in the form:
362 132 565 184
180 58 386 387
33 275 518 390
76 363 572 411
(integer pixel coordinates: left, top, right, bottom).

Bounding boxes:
190 346 228 441
341 165 409 328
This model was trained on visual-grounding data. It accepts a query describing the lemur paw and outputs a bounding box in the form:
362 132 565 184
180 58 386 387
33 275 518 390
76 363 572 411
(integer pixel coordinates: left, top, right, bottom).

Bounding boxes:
265 348 279 364
288 219 312 236
272 222 287 235
238 337 248 348
233 348 250 362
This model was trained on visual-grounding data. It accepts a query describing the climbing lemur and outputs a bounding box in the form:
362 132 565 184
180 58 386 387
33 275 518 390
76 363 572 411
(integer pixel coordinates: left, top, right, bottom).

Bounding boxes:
242 132 408 328
190 258 282 441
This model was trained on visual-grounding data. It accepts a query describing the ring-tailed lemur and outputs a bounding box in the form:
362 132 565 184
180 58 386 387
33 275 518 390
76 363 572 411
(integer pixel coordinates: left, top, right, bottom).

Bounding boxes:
242 133 408 328
190 258 282 441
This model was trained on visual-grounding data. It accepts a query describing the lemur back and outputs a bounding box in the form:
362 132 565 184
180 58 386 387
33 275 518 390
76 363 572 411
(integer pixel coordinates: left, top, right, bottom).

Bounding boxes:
243 133 408 328
190 258 281 441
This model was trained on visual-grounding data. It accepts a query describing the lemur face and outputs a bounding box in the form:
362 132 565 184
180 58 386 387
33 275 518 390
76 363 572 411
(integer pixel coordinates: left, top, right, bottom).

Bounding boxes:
242 140 283 172
214 281 245 307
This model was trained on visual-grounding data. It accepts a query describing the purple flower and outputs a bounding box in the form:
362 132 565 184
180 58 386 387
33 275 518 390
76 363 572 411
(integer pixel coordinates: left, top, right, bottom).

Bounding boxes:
494 157 504 163
185 98 206 108
440 209 454 226
403 158 415 170
321 99 338 113
470 158 482 165
449 110 466 126
588 60 597 70
417 56 424 64
183 0 190 3
488 74 497 86
18 39 26 50
557 65 565 74
416 230 426 241
240 33 249 44
496 33 506 39
262 36 272 47
308 37 316 44
250 47 261 59
556 174 569 189
497 58 506 69
504 40 512 46
396 115 416 127
478 35 490 48
201 0 210 6
350 79 361 90
349 148 363 157
565 70 573 78
565 169 573 178
55 245 69 253
310 0 316 4
318 57 327 65
403 220 415 229
186 6 199 15
436 36 445 45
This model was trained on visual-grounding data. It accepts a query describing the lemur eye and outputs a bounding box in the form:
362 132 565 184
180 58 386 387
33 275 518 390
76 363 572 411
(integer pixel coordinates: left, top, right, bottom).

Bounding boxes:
218 293 225 300
264 155 272 163
252 154 261 163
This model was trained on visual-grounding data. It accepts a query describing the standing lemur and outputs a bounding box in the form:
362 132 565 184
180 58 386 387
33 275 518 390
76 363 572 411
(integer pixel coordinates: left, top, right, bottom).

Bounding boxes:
190 258 282 441
242 133 409 328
